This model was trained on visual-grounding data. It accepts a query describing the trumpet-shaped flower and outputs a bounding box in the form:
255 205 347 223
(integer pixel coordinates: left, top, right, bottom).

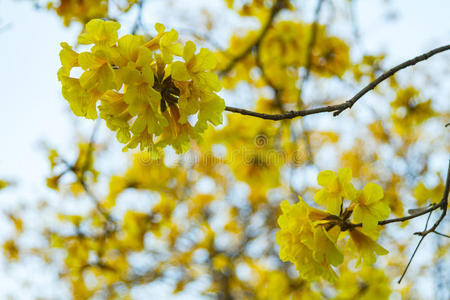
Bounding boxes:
58 19 224 155
352 183 390 232
78 19 121 49
276 199 343 282
314 168 356 215
348 229 388 267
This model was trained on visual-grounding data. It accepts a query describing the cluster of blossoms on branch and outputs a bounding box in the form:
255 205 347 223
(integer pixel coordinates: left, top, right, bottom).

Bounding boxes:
276 168 391 282
58 19 225 157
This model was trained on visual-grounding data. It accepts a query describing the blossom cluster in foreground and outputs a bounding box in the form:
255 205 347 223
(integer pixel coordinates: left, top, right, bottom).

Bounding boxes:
276 168 390 282
58 19 224 156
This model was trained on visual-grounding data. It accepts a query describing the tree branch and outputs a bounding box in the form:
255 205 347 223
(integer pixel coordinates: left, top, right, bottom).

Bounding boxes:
414 158 450 236
433 231 450 239
346 158 450 230
225 44 450 120
397 211 432 284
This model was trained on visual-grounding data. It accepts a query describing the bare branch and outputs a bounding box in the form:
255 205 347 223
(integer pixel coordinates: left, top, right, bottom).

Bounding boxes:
225 44 450 120
378 203 441 226
414 158 450 236
345 159 450 230
398 211 432 284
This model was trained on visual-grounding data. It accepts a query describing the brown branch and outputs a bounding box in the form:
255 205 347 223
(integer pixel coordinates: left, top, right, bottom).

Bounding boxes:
414 158 450 236
225 44 450 120
378 203 441 226
346 159 450 230
219 0 285 76
341 159 450 283
225 101 349 120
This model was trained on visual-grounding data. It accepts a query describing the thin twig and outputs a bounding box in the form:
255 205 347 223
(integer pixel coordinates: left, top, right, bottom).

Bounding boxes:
414 159 450 236
346 159 450 230
225 44 450 120
398 211 433 284
433 231 450 239
378 203 441 226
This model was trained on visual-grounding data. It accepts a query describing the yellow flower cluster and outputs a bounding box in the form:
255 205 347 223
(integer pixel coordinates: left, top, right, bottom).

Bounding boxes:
276 168 390 282
260 21 350 82
390 86 435 135
276 199 343 282
252 269 320 300
58 19 225 156
336 266 391 300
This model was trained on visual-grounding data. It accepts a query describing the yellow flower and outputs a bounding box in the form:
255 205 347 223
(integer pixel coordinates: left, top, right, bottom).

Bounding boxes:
57 42 78 79
48 149 59 171
47 0 109 26
78 51 117 92
311 35 350 78
3 240 19 261
219 20 350 100
212 253 230 272
59 19 224 155
99 90 132 143
352 182 390 232
313 226 344 267
314 168 356 215
0 179 9 190
348 229 388 267
170 41 224 131
336 266 391 300
390 87 435 135
60 74 102 119
78 19 121 49
121 211 149 251
144 23 183 63
414 181 444 206
171 41 220 91
254 269 320 300
276 199 343 282
46 174 63 190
